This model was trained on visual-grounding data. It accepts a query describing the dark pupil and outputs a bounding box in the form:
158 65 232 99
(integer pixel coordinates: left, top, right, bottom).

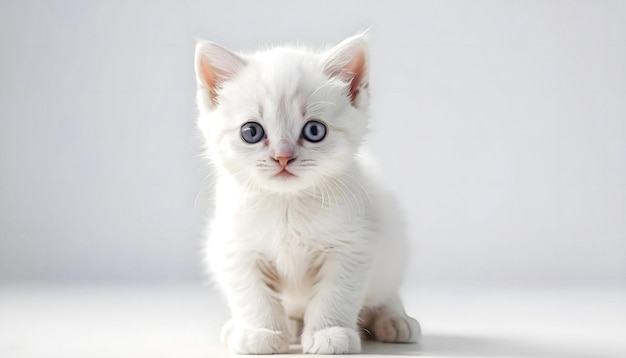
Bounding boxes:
310 125 318 136
249 126 257 137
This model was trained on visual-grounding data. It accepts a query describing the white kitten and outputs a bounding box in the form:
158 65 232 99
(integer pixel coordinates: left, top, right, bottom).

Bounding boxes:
195 33 420 354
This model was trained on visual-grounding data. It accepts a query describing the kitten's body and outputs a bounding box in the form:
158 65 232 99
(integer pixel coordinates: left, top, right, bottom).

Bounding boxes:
196 34 420 354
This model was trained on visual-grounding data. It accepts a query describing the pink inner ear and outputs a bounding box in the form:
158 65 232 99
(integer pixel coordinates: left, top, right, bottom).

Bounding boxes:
198 57 220 105
343 51 367 103
196 43 246 106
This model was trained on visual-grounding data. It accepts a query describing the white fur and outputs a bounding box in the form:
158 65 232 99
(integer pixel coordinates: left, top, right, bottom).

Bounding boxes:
195 33 420 354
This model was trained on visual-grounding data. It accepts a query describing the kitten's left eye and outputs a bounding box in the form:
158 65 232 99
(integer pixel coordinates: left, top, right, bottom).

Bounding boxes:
301 120 327 143
240 122 265 143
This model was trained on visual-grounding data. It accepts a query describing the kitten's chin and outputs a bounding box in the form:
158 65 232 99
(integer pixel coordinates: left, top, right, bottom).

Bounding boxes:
255 172 312 193
264 179 307 193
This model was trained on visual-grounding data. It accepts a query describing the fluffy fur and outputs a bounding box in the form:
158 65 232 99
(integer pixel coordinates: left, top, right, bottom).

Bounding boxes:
195 33 420 354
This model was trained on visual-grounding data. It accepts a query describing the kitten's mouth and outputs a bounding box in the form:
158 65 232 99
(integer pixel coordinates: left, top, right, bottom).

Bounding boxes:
275 169 296 178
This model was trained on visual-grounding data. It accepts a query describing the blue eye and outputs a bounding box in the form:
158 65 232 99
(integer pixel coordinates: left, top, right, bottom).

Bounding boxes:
240 122 265 143
301 120 327 142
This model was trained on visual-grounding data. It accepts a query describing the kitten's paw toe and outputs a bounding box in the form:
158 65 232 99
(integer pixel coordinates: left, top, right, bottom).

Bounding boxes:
302 326 361 354
373 316 421 343
221 321 289 354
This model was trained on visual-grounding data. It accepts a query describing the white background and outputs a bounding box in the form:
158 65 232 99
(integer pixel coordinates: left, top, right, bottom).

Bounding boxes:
1 0 625 285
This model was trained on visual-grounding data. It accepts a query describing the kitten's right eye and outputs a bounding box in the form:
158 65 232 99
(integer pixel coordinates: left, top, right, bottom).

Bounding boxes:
240 122 265 143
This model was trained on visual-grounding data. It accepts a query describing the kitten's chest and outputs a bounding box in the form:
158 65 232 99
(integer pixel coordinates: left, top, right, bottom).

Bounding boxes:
237 196 329 280
238 195 329 245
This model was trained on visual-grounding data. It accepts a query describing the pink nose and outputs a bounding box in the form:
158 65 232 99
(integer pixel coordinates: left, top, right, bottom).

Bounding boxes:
274 156 295 168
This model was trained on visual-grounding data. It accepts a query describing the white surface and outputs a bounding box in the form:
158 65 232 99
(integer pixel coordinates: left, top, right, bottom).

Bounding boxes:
1 282 625 358
1 0 625 284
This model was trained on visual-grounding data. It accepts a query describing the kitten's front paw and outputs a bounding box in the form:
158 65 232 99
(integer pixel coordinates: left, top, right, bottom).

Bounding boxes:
221 320 289 354
373 316 421 343
302 326 361 354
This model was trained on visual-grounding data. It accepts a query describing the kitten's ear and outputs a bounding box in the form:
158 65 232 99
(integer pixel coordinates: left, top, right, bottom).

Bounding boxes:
322 33 370 108
195 40 246 106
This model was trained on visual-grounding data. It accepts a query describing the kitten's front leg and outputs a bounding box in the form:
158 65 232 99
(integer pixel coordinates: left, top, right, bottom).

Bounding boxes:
301 250 370 354
218 251 289 354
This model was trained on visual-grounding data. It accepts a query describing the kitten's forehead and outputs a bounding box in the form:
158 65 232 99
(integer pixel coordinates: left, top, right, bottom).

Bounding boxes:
236 48 338 131
215 45 351 141
251 48 326 98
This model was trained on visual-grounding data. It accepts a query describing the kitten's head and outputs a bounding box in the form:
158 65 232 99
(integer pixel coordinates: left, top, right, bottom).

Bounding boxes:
195 34 370 193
